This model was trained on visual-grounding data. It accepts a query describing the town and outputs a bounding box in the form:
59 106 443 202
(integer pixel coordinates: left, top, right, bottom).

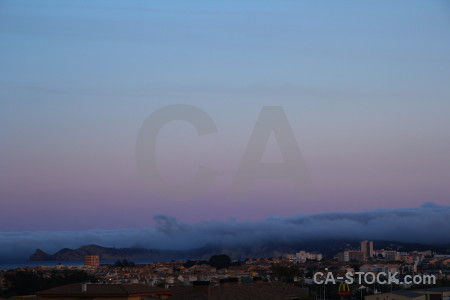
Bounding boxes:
1 241 450 300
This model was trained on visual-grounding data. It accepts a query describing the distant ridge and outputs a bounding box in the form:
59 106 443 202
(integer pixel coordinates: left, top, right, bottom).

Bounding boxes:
29 240 450 262
29 244 185 261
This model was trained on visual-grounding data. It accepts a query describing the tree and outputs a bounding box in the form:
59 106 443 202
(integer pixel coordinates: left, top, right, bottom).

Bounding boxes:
271 265 302 283
183 260 196 269
209 254 231 270
113 259 135 268
3 270 96 296
183 260 209 269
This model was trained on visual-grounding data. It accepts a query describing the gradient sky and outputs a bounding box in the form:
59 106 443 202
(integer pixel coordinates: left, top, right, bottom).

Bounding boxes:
1 0 450 231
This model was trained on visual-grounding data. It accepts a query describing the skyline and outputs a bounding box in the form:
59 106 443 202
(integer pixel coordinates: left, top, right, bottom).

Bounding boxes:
1 1 450 232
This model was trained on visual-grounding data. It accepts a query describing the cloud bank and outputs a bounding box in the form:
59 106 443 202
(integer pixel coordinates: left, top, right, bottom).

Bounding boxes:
1 202 449 262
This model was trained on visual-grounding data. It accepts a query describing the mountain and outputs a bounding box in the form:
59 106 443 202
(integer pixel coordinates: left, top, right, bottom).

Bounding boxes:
29 249 52 261
29 240 450 262
29 244 186 261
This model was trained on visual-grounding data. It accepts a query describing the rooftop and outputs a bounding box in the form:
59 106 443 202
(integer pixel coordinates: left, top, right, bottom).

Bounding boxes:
390 290 424 298
414 287 450 293
170 282 308 300
36 283 172 297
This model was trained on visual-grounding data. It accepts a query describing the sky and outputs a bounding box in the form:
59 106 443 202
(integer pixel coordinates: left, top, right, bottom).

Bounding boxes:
1 0 450 235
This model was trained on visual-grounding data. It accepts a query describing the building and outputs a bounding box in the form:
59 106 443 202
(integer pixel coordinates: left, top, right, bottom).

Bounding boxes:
366 288 450 300
337 251 348 262
414 287 450 300
338 250 364 262
296 251 322 261
359 264 400 274
374 250 401 261
84 255 100 267
36 283 173 300
361 240 374 261
385 251 400 261
286 251 322 262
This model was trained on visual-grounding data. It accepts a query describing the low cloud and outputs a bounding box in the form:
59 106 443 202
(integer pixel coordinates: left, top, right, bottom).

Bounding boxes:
1 202 449 262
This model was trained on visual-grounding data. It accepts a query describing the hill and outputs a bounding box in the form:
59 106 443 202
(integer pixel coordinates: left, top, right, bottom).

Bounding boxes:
29 240 450 261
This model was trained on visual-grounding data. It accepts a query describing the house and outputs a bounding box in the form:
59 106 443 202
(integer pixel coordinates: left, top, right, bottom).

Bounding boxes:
365 290 426 300
366 288 450 300
414 287 450 300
